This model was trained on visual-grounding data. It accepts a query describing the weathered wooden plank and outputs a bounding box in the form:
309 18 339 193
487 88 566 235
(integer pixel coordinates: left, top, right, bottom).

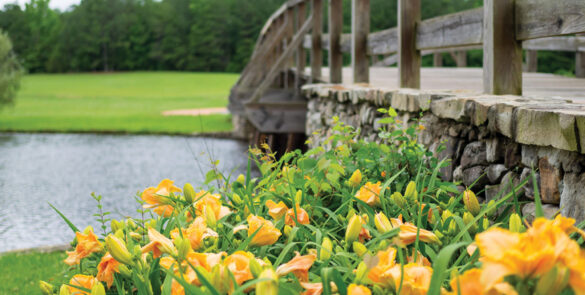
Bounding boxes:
523 36 578 51
284 8 295 89
398 0 421 88
483 0 523 95
369 28 398 55
525 50 538 72
417 8 483 50
329 0 343 83
249 14 314 103
311 0 323 81
295 2 307 92
352 0 370 83
433 53 443 67
516 0 585 40
372 54 398 67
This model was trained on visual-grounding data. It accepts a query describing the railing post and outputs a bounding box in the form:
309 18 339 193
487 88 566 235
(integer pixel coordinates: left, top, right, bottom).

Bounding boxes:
433 53 443 67
329 0 343 83
398 0 420 88
483 0 522 95
577 34 585 78
351 0 369 83
285 7 295 89
295 1 307 91
455 51 467 67
526 50 538 72
311 0 323 82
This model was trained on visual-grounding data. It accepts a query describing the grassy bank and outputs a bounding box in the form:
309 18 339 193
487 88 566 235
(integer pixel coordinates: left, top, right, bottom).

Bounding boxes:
0 72 239 134
0 251 66 294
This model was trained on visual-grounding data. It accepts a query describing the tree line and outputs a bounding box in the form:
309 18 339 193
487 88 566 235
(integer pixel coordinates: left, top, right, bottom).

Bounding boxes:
0 0 575 74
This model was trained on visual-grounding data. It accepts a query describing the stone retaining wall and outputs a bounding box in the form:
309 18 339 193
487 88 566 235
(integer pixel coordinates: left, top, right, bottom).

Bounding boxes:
302 84 585 223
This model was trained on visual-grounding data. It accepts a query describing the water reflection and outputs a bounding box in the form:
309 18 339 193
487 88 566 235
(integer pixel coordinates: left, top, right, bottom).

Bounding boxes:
0 133 251 252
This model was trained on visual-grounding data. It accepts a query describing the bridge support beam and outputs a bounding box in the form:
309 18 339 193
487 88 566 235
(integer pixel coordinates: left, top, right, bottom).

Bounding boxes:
351 0 369 83
329 0 343 83
311 0 323 82
483 0 523 95
398 0 420 88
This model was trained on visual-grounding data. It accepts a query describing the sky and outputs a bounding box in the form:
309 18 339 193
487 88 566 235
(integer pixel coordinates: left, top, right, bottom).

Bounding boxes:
0 0 80 10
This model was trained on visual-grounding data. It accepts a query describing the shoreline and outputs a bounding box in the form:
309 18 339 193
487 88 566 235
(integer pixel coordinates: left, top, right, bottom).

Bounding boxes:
0 129 244 141
1 244 71 255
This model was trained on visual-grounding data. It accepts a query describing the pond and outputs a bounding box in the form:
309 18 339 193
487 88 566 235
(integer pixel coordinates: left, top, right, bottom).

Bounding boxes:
0 133 252 252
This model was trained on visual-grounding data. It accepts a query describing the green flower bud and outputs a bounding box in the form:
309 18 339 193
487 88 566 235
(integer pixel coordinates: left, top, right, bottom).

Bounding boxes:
352 241 368 257
59 285 71 295
509 213 524 233
535 266 570 295
256 268 278 295
111 220 122 233
90 282 105 295
294 190 303 205
105 235 133 265
463 189 481 216
175 237 192 261
232 193 242 205
345 215 362 244
39 281 54 295
355 262 369 283
482 216 490 231
486 200 497 217
390 192 406 208
249 257 262 278
236 174 246 185
404 181 418 201
183 183 196 203
320 237 333 261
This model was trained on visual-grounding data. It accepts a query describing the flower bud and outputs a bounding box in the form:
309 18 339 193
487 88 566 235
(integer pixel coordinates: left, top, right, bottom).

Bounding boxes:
535 266 570 295
90 282 106 295
284 225 292 237
463 189 481 216
249 257 263 278
441 210 453 222
463 212 478 234
129 232 142 241
118 265 132 277
59 285 71 295
486 200 497 217
105 235 133 265
390 192 406 208
482 216 490 230
374 212 392 234
294 190 303 205
204 207 217 228
39 281 54 295
345 215 362 244
232 193 242 205
404 181 418 201
83 226 94 235
349 169 362 187
509 213 524 233
355 262 369 283
352 241 368 257
111 220 122 233
114 229 124 239
183 183 196 203
256 268 278 295
320 237 333 261
175 237 192 261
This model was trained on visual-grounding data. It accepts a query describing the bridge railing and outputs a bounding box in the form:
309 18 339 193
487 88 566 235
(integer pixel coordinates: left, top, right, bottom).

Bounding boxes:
230 0 585 135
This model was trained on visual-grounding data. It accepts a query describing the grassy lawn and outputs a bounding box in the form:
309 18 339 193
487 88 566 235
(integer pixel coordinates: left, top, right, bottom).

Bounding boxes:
0 72 239 134
0 252 67 294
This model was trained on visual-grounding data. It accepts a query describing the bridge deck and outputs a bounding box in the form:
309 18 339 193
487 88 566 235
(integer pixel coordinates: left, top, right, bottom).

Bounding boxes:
313 67 585 102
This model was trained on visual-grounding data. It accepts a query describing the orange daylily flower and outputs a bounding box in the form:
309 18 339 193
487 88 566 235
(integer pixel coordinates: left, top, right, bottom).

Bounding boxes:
142 227 178 258
384 263 433 295
68 274 99 295
347 284 371 295
448 268 518 295
355 181 382 206
160 252 224 293
64 228 103 266
368 247 397 287
171 216 218 251
192 191 231 221
397 222 441 246
266 200 288 220
97 253 120 288
141 179 182 217
285 206 310 226
247 215 282 246
300 282 337 295
475 216 585 293
276 251 317 282
223 251 257 286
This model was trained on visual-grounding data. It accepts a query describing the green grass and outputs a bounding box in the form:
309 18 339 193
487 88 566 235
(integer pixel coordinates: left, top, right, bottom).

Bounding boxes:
0 72 239 134
0 252 67 295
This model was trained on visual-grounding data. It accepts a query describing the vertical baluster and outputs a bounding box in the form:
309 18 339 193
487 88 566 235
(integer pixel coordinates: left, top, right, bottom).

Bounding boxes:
311 0 323 82
398 0 420 88
295 1 307 92
329 0 343 83
351 0 369 83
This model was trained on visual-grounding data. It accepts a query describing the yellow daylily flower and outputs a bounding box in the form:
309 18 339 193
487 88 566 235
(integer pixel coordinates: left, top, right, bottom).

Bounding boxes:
247 215 282 246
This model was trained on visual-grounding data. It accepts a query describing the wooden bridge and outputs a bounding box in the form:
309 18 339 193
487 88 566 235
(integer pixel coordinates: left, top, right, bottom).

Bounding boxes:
228 0 585 152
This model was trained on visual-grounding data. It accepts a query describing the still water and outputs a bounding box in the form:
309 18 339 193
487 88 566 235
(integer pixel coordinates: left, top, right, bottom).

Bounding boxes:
0 133 251 252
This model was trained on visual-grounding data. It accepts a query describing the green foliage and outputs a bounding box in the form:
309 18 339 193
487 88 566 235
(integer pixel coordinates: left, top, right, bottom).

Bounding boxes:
0 251 67 295
0 29 23 108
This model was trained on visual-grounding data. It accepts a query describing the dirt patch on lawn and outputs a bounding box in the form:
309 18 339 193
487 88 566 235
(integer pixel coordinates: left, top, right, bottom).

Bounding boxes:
162 107 229 116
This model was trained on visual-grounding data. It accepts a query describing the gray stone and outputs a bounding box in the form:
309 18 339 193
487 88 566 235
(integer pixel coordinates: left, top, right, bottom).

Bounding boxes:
560 173 585 223
460 141 488 169
504 142 521 168
462 166 489 188
486 138 504 162
453 166 464 183
499 171 524 199
487 164 507 184
484 184 502 203
515 108 578 152
430 97 469 122
522 203 559 224
520 168 539 200
521 145 539 168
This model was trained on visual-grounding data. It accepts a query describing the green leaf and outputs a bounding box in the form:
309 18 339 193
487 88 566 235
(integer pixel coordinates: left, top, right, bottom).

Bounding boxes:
48 202 80 233
427 242 468 295
532 168 544 218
